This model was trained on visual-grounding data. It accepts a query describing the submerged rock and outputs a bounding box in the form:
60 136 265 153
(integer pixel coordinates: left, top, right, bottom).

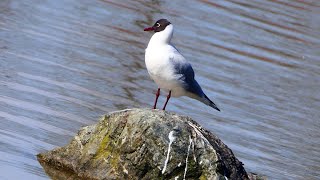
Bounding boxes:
37 109 249 180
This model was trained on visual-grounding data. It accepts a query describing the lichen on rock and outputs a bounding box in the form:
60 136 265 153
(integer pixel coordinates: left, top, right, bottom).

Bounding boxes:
37 109 250 180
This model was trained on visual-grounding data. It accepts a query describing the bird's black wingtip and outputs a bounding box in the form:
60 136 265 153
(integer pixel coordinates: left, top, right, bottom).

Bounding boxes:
213 106 221 112
208 102 220 111
204 94 220 112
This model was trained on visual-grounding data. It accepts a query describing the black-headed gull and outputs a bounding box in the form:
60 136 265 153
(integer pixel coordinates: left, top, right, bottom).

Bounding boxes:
144 19 220 111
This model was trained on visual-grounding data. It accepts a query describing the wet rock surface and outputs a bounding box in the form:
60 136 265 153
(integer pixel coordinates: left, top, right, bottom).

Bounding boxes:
37 109 251 180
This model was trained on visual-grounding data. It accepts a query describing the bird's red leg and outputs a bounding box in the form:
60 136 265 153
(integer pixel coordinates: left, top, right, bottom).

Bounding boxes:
162 90 171 110
153 88 160 109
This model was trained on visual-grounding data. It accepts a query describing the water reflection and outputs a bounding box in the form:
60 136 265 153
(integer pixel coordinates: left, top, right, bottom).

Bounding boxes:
0 0 319 179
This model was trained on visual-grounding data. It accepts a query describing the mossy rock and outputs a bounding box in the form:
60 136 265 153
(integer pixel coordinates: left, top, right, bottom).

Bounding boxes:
37 109 250 180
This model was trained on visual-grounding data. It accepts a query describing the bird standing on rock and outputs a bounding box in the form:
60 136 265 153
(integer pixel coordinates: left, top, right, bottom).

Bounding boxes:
144 19 220 111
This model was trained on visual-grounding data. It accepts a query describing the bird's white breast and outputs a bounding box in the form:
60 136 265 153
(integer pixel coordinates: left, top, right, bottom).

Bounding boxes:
145 45 187 97
145 46 174 85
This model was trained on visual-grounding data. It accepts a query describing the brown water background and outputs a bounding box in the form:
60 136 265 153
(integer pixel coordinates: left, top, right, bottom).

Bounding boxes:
0 0 320 179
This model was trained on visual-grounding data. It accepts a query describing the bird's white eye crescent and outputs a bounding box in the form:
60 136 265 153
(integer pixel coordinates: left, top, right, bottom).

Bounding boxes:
156 23 161 27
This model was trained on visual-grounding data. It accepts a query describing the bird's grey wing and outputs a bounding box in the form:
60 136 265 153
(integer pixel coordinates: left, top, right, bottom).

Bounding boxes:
173 61 204 97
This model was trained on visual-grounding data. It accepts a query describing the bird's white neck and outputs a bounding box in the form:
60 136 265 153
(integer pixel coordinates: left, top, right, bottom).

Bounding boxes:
147 24 173 48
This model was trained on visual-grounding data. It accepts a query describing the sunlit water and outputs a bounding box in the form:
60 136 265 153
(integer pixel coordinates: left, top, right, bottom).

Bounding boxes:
0 0 319 179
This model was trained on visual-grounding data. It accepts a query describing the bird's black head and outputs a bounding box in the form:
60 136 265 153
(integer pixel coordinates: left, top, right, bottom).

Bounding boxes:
144 19 171 32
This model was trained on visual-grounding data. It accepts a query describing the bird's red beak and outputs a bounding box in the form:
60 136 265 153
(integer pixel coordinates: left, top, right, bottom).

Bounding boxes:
144 27 155 31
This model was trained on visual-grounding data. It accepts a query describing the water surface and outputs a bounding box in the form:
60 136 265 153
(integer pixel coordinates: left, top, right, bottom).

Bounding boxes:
0 0 320 179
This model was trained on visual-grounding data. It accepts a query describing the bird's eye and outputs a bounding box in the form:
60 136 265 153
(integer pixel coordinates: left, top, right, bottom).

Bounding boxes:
156 23 161 27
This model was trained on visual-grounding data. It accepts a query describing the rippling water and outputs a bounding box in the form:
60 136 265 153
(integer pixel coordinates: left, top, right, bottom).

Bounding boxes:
1 0 319 179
